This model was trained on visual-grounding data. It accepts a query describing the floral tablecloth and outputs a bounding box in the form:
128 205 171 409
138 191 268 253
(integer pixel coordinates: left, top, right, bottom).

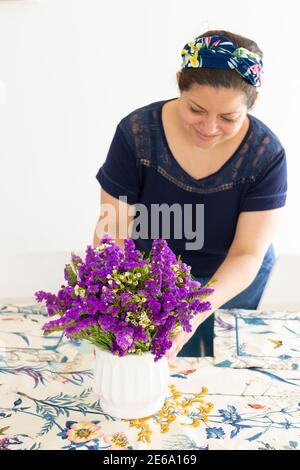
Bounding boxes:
214 308 300 370
1 304 300 451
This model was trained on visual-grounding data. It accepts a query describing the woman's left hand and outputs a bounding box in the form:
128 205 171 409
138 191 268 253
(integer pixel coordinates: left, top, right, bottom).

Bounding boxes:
166 313 209 362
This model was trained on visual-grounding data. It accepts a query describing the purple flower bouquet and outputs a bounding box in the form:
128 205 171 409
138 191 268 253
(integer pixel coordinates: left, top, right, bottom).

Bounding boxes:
35 236 214 362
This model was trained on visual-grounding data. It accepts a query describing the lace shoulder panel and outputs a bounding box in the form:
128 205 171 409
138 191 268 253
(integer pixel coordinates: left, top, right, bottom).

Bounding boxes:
118 100 285 194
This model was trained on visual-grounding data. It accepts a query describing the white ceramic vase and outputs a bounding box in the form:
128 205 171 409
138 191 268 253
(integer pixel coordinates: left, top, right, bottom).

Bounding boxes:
93 347 169 419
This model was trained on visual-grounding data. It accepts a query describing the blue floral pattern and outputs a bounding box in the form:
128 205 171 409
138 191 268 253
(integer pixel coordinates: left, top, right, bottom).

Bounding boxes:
214 309 300 370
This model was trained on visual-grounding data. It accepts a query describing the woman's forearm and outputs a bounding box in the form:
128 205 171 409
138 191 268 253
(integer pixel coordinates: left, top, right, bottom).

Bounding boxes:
197 253 262 323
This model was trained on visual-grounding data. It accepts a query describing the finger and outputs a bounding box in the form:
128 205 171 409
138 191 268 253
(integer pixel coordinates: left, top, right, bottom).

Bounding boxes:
167 334 182 356
166 352 175 362
172 343 184 359
168 345 181 361
166 344 177 358
168 358 176 368
167 352 177 365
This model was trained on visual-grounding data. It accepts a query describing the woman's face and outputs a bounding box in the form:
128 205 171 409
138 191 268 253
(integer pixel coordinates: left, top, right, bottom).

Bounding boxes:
176 82 250 149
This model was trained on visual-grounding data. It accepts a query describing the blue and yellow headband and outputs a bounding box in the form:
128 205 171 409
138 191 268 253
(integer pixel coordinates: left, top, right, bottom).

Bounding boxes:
181 35 263 87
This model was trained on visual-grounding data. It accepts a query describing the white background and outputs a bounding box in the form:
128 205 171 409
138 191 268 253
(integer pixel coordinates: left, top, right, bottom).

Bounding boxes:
0 0 299 297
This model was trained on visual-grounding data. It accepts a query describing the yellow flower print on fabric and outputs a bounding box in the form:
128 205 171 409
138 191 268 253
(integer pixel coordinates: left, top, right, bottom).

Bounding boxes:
190 52 201 68
233 47 260 60
127 385 214 443
109 432 130 449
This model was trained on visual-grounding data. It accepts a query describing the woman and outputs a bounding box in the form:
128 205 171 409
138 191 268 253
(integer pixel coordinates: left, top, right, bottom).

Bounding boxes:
93 30 287 359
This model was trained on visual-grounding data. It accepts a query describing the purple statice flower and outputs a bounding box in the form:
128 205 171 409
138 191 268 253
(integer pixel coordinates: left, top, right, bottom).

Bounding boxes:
35 290 65 316
151 316 175 361
121 239 147 270
35 235 214 361
64 317 98 336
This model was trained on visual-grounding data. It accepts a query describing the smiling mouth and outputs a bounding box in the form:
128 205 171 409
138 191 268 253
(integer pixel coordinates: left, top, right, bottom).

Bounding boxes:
194 129 219 140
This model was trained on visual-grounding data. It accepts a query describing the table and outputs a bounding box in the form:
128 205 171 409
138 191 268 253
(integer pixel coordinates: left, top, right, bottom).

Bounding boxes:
1 304 300 450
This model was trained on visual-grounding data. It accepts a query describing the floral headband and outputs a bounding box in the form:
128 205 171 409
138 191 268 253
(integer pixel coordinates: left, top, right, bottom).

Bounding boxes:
181 35 263 87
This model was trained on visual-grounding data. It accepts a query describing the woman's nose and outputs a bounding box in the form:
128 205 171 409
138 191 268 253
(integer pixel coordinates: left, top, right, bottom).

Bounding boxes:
200 119 219 134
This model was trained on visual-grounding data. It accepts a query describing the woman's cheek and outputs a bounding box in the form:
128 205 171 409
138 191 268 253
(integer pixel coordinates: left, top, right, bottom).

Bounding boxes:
182 110 195 124
222 123 240 137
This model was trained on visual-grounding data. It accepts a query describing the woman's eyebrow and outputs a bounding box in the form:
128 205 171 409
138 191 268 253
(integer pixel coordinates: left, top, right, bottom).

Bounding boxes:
190 100 240 116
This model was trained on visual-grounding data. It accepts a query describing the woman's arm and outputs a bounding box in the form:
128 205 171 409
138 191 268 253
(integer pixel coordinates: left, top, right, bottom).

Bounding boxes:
166 207 285 359
93 188 135 250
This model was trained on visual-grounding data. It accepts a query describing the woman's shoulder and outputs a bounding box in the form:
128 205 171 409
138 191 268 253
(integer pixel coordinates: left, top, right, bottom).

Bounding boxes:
117 99 168 137
239 113 286 185
248 113 285 156
113 99 170 161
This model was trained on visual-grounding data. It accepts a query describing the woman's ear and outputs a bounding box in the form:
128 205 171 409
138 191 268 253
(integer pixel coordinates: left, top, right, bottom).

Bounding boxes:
247 92 259 112
252 92 259 108
176 71 181 85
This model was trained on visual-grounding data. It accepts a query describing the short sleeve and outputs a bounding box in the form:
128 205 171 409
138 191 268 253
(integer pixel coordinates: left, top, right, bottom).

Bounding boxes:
240 149 287 212
96 124 141 204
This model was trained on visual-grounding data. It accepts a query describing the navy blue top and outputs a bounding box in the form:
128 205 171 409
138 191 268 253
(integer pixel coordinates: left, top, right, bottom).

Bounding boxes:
96 98 287 277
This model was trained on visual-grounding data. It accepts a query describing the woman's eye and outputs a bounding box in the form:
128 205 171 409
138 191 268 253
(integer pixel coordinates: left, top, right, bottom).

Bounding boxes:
222 117 235 122
190 108 237 123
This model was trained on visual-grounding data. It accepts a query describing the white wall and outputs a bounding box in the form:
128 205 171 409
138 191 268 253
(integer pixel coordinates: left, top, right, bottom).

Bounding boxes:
0 0 299 267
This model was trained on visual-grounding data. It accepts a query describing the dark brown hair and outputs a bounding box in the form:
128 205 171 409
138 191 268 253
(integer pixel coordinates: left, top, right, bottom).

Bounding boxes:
177 30 263 109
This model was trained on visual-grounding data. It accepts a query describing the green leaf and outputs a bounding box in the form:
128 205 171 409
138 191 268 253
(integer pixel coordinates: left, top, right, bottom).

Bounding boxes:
65 264 77 287
70 252 83 273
